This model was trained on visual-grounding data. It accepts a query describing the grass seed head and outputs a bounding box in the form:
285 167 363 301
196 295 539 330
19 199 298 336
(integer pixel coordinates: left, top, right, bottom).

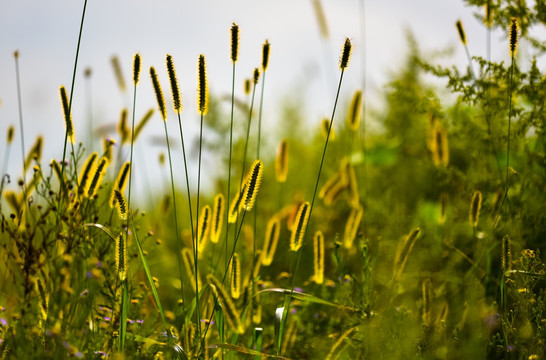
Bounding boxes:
150 66 167 121
210 193 225 243
134 108 154 142
197 205 211 253
339 38 352 70
509 18 519 57
244 79 252 95
231 253 241 299
290 201 310 252
79 152 98 194
242 160 263 211
7 125 14 144
113 189 128 221
166 54 182 113
262 40 270 71
262 216 281 266
197 54 209 115
253 68 260 85
133 53 141 86
59 86 75 144
275 140 289 183
347 90 362 131
116 231 128 281
111 55 126 92
231 23 240 63
313 230 325 284
456 20 467 45
469 190 482 227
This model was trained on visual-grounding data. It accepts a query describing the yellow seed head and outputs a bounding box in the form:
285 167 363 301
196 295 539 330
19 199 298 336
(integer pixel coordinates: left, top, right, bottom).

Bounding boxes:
253 68 260 85
439 192 448 224
339 38 352 70
24 136 43 171
134 108 154 142
345 162 360 209
182 248 201 293
347 90 362 131
422 279 433 327
313 231 325 284
241 160 263 211
87 157 109 198
393 228 420 279
166 54 182 113
275 140 289 183
113 189 128 221
430 124 449 167
133 53 141 86
207 274 244 334
210 193 225 243
290 201 310 252
456 20 467 45
469 190 482 227
50 159 64 182
150 66 167 121
35 278 48 321
109 161 131 208
59 86 75 144
509 18 519 57
262 40 270 71
118 108 129 143
262 216 281 266
197 54 209 115
244 79 252 96
343 204 363 249
111 55 126 92
231 23 240 63
484 1 492 28
321 118 335 140
103 138 115 162
7 125 14 144
79 152 98 194
230 253 241 299
228 183 246 223
197 205 211 253
116 231 128 281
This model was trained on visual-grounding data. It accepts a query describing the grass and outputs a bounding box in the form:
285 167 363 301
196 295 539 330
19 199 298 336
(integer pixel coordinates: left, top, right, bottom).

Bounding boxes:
1 1 546 359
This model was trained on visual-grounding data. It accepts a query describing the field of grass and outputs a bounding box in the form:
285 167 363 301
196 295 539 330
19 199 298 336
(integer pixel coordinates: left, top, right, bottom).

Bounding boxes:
1 0 545 359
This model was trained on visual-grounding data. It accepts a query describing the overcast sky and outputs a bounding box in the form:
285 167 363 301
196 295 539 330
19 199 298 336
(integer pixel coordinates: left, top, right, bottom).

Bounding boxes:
0 0 522 200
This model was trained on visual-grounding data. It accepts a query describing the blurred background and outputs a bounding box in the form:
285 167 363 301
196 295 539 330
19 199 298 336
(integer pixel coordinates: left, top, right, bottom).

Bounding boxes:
0 0 522 201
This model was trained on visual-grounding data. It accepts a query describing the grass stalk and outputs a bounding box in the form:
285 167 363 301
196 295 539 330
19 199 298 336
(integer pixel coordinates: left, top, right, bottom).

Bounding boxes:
13 52 26 189
57 0 88 225
278 39 351 355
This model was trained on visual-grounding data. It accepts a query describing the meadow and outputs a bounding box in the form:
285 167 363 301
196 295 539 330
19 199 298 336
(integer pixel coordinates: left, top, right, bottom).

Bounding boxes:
0 0 545 359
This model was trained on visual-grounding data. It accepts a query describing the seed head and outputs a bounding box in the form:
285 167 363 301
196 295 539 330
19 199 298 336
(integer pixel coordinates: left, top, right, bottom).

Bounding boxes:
166 54 182 113
133 53 141 86
509 18 519 57
456 20 467 45
197 54 209 115
261 40 270 71
150 67 167 121
339 38 352 70
231 23 239 63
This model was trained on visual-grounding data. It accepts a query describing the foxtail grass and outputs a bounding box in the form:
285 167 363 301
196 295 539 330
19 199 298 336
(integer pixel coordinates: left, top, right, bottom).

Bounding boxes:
469 190 482 229
275 140 289 183
165 54 195 324
312 231 325 284
57 0 88 227
211 193 225 243
456 19 477 81
506 18 518 186
109 161 130 208
343 204 363 249
207 274 245 335
13 51 26 191
111 55 127 93
197 205 212 254
261 215 281 266
279 38 352 355
86 157 109 198
150 65 186 317
393 227 420 280
230 252 241 299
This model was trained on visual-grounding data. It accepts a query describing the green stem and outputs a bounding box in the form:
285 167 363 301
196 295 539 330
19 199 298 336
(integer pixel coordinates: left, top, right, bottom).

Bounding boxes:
57 0 88 225
162 121 185 319
279 70 345 355
225 62 236 274
195 112 205 342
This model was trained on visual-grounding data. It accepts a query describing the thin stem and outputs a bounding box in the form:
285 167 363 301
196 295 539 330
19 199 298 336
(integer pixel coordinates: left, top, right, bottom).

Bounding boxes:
57 0 88 224
195 111 205 342
279 70 345 355
14 55 26 187
464 45 478 83
507 55 515 186
225 62 236 272
162 121 186 318
175 111 193 320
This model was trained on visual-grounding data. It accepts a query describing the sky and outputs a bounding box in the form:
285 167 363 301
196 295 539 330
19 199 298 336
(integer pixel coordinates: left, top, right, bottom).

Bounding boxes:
0 0 521 202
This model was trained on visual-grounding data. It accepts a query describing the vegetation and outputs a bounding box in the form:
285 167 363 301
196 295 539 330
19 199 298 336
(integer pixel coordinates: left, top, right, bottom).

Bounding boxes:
1 0 545 358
